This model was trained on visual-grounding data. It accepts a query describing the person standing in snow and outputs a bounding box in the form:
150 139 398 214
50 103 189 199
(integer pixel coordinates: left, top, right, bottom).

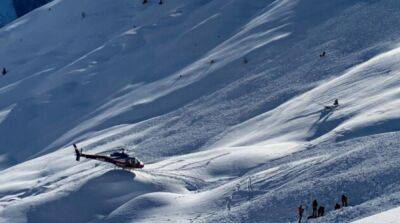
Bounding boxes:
2 68 7 76
247 177 253 200
341 195 348 207
317 206 325 217
312 199 318 218
324 99 339 110
235 183 240 192
333 99 339 107
297 205 304 223
226 195 232 211
159 0 163 4
320 51 326 57
334 203 341 210
142 0 148 4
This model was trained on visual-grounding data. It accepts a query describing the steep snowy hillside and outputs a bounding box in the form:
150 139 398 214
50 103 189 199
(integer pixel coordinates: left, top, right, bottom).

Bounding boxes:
0 0 400 222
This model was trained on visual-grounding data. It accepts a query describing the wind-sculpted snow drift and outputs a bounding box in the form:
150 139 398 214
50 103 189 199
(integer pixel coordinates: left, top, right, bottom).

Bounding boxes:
0 0 400 222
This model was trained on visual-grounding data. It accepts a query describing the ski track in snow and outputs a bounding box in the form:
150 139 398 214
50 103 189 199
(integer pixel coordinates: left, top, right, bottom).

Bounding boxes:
0 0 400 222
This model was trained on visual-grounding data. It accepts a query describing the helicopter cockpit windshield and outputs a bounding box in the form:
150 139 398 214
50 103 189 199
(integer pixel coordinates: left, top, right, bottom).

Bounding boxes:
110 149 129 158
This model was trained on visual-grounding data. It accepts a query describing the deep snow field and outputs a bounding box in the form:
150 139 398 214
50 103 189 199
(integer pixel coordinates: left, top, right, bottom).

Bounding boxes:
1 0 400 222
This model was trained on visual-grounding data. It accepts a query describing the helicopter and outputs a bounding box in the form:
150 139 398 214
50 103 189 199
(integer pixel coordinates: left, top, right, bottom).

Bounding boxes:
73 144 144 169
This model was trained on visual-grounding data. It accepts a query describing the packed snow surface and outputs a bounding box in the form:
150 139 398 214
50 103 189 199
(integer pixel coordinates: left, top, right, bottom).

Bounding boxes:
1 0 400 222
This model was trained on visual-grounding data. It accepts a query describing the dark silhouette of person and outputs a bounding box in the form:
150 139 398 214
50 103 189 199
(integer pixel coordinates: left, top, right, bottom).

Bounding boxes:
324 99 339 110
159 0 163 4
341 195 348 207
297 205 304 223
142 0 148 4
2 68 7 76
320 51 326 57
333 99 339 107
334 203 341 210
317 206 325 217
312 200 318 218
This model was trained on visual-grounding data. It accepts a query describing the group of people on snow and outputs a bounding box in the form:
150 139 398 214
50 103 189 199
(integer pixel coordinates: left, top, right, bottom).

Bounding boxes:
297 194 348 223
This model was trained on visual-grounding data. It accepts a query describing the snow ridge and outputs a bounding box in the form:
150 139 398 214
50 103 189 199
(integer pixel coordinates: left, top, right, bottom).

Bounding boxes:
1 0 400 222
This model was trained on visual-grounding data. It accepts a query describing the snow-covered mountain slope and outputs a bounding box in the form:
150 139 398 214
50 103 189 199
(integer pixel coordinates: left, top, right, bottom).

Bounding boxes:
1 0 400 222
354 206 400 223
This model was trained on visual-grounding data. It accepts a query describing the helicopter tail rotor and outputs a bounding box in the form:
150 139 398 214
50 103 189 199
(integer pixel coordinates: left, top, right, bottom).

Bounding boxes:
73 144 81 161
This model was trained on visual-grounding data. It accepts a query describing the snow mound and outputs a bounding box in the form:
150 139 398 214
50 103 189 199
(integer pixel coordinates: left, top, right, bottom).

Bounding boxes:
1 0 400 222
